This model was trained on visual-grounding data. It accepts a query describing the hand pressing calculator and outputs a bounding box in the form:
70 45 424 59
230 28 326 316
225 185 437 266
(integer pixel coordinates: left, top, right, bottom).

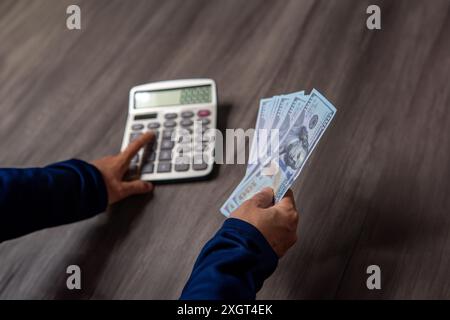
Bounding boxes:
121 79 217 181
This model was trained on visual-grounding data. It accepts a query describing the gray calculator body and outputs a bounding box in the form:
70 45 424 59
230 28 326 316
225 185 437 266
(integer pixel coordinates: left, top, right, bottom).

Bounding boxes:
121 79 217 181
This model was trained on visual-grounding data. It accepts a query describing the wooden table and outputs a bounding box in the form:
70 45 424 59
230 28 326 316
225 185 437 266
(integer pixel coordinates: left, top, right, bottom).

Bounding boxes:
0 0 449 299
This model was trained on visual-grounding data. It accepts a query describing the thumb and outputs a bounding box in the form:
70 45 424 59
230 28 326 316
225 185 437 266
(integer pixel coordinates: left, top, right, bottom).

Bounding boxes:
121 180 153 198
249 187 274 209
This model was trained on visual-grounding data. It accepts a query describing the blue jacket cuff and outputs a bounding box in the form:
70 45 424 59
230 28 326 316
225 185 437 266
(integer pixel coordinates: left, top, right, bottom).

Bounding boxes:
223 218 279 265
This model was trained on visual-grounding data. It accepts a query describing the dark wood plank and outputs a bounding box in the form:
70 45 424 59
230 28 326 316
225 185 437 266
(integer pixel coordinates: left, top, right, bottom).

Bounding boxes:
0 0 449 299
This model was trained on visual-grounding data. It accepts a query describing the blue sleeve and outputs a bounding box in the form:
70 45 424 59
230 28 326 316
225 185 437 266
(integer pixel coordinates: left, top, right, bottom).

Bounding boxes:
180 218 279 300
0 159 108 242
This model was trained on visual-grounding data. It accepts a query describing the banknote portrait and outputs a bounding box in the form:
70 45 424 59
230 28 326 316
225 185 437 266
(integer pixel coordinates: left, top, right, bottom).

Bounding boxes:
280 125 309 170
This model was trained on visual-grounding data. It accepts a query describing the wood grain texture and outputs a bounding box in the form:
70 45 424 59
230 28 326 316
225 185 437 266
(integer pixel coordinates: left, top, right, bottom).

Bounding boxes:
0 0 449 299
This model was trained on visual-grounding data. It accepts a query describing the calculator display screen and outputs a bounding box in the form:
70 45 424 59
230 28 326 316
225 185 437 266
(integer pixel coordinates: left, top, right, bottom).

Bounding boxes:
134 85 211 108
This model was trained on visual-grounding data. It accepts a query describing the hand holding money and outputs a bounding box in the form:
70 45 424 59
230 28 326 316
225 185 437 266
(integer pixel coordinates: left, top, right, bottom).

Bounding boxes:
231 188 299 257
221 89 337 216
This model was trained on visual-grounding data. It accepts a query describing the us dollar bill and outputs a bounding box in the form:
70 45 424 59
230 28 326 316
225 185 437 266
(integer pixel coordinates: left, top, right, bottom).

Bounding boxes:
220 89 336 216
247 98 275 173
222 93 309 216
272 89 336 200
246 91 305 176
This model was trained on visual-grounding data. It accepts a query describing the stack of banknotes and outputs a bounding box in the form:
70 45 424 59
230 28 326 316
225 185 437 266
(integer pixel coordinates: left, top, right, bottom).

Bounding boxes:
220 89 337 217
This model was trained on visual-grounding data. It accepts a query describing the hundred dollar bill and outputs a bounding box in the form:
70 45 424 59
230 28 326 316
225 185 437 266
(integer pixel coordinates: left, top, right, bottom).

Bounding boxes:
247 95 280 175
245 92 308 179
226 93 309 214
246 91 305 176
220 89 336 216
272 92 305 129
221 94 309 216
247 98 275 172
272 89 336 200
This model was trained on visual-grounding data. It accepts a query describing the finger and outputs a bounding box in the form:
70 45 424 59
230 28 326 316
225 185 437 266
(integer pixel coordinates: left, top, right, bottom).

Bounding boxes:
122 132 155 162
121 180 153 198
275 189 296 211
249 187 274 208
271 190 299 229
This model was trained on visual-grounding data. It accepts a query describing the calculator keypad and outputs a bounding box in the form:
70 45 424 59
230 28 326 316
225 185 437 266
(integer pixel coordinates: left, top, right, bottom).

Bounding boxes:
126 108 213 178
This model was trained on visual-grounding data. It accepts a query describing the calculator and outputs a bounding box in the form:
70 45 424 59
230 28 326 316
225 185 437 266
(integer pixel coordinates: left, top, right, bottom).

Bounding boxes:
121 79 217 181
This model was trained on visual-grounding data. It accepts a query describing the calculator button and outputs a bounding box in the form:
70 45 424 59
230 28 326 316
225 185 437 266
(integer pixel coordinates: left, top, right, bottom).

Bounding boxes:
194 153 209 164
180 119 194 127
157 162 172 173
193 162 208 171
199 118 210 125
146 151 156 162
178 135 192 144
178 149 193 158
162 129 174 140
148 122 161 129
131 124 144 131
174 156 190 171
175 164 189 172
164 120 177 128
175 154 190 163
197 110 211 117
165 113 178 119
142 163 154 174
161 140 175 150
172 153 192 165
177 139 193 149
178 127 193 136
195 126 209 134
129 133 142 142
159 150 172 161
181 111 194 118
175 147 192 156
